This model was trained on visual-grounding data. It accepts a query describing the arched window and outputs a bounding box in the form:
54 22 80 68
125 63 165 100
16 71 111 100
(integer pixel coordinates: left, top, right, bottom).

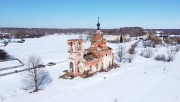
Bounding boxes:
96 64 98 70
101 63 103 70
70 42 73 48
77 67 80 73
70 62 73 73
109 61 111 67
90 66 92 71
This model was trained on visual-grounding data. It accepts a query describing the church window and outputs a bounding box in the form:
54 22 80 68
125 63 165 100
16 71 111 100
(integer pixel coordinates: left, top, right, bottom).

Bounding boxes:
70 62 73 72
90 66 92 71
101 63 103 69
77 67 80 73
96 64 98 70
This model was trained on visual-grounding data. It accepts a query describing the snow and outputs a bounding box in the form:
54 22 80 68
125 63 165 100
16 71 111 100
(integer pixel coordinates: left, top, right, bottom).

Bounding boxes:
0 60 22 69
156 31 163 34
1 34 89 64
169 35 180 38
0 34 180 102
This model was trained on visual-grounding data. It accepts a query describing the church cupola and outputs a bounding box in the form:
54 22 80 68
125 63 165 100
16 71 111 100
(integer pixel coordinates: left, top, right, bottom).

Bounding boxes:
97 17 100 30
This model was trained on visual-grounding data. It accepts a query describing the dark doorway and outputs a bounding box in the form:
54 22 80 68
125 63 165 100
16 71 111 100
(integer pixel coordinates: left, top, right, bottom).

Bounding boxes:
70 62 73 73
101 63 104 70
109 61 111 67
77 67 80 73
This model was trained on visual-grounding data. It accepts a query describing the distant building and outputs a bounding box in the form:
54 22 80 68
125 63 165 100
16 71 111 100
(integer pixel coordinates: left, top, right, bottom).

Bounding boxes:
104 34 131 42
0 31 9 35
67 18 114 76
0 31 10 39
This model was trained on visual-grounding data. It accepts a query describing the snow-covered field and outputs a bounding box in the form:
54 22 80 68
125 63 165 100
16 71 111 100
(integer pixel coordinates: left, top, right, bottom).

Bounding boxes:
0 60 22 69
0 34 180 102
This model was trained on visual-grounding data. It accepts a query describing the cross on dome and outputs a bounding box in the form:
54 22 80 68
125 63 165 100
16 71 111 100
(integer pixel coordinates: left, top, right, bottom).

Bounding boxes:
97 17 100 30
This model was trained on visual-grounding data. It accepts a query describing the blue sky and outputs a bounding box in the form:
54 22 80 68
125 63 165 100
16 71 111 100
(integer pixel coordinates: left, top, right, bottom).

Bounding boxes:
0 0 179 29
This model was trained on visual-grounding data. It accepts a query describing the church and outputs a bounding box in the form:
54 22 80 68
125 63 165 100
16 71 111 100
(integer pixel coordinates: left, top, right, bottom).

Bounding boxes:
67 18 114 77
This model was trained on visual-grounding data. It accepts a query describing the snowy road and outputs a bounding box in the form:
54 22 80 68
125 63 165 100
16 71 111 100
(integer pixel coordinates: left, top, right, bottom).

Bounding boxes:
0 59 67 77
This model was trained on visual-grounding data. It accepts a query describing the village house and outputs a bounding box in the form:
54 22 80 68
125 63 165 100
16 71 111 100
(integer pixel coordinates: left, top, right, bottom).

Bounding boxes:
67 18 114 77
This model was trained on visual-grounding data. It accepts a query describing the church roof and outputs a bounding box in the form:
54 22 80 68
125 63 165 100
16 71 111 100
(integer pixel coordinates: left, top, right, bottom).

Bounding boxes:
91 33 103 42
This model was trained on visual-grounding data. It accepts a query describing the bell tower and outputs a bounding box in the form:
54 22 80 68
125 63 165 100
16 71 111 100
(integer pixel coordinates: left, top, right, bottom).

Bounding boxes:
97 17 100 30
67 39 83 76
96 17 101 34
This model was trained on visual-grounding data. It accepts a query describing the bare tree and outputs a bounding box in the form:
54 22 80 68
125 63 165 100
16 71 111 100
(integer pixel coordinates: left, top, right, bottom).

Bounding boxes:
147 29 156 39
127 53 134 63
176 37 180 44
23 56 52 92
127 42 137 63
151 37 162 45
166 47 176 62
142 48 154 58
175 45 180 52
116 45 125 62
154 54 166 62
128 47 135 55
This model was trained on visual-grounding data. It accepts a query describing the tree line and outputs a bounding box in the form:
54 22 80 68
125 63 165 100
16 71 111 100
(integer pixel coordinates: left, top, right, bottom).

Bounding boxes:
0 28 96 38
103 27 145 37
1 27 180 39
